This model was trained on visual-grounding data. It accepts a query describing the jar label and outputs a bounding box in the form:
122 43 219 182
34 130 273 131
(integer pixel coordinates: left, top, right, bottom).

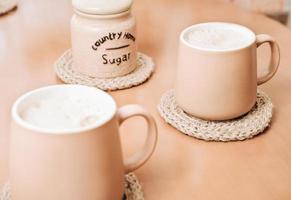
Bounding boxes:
91 31 136 76
72 27 137 78
91 31 135 68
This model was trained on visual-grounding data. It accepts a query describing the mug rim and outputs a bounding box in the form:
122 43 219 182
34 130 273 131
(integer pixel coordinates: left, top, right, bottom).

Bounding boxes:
11 84 117 135
180 22 256 52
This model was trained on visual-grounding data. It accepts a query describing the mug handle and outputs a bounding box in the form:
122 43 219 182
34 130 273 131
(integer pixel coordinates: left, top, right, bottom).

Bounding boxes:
116 104 158 174
256 34 280 85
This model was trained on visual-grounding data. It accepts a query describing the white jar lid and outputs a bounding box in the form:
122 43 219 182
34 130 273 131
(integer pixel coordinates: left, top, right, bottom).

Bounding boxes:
72 0 133 15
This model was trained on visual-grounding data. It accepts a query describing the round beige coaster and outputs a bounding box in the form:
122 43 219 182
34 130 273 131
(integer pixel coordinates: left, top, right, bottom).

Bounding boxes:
0 173 144 200
158 90 273 142
0 0 17 16
54 49 154 91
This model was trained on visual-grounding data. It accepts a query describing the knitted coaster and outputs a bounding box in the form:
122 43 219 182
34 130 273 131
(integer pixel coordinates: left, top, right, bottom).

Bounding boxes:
54 49 154 91
158 90 273 142
0 173 144 200
0 0 17 16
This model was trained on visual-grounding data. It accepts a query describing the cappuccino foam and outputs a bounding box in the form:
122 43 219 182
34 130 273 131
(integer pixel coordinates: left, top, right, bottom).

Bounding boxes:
185 23 254 50
20 93 105 130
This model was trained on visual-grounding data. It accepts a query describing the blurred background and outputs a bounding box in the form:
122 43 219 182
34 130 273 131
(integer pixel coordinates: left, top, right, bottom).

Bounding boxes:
226 0 291 26
1 0 291 26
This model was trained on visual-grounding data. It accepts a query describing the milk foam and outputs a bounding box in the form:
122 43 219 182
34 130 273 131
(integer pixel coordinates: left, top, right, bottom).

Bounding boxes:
20 93 105 130
185 24 254 50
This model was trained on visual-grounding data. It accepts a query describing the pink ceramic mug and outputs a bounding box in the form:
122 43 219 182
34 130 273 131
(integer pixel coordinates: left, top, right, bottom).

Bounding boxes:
10 84 157 200
175 22 280 120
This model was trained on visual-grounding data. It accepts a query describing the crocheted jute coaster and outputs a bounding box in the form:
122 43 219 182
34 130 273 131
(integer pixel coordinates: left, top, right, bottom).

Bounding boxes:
54 49 154 91
0 0 17 16
0 173 144 200
158 90 273 142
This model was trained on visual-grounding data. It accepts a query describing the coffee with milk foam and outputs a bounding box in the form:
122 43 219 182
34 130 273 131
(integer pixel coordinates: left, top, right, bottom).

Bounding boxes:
20 93 105 130
185 23 254 50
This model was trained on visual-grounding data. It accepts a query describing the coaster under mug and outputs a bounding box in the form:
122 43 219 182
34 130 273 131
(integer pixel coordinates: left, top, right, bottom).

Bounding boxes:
0 173 144 200
54 49 155 91
158 90 273 142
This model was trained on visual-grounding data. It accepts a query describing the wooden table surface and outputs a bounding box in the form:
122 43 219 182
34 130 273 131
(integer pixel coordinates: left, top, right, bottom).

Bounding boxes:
1 0 291 199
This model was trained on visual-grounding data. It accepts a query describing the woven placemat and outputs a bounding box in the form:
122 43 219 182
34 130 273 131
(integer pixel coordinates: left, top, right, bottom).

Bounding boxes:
54 49 154 91
158 90 273 142
0 173 144 200
0 0 17 16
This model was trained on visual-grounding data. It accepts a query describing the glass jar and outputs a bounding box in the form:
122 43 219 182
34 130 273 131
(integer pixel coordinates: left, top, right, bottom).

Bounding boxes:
71 0 136 78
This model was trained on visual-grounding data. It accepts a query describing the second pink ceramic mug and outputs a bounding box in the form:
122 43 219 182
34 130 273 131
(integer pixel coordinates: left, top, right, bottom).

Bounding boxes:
175 22 280 120
10 84 157 200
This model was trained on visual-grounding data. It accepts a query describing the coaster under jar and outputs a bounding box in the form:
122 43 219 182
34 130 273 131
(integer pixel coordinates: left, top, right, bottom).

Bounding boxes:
158 90 273 142
54 49 154 91
0 0 17 16
0 173 144 200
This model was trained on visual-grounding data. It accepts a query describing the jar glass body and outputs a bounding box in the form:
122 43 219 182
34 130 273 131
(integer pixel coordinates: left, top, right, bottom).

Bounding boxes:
71 10 136 78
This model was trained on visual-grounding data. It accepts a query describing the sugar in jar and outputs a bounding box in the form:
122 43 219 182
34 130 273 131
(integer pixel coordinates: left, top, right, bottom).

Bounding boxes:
71 0 136 78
